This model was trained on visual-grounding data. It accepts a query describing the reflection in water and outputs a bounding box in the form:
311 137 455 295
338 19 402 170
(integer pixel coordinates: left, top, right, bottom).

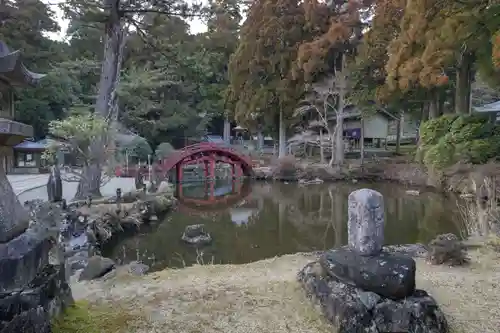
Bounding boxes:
101 180 464 271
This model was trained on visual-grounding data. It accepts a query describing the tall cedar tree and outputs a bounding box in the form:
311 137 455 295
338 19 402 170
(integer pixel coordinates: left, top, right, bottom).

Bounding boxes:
227 0 307 157
295 0 368 167
353 0 406 105
385 0 500 117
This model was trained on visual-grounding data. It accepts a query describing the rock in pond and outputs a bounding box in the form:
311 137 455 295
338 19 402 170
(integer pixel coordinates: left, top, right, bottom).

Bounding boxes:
78 256 115 281
298 262 448 333
320 247 416 300
181 224 212 246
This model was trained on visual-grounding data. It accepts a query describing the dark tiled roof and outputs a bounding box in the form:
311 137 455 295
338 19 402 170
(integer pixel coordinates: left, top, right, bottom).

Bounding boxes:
0 41 46 86
13 139 47 150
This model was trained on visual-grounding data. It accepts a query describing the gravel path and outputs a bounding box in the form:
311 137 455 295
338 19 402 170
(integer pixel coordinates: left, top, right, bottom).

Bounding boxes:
14 176 137 203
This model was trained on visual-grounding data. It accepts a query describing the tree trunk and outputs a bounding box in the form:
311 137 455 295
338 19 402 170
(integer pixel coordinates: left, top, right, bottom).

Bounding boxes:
257 128 264 153
278 107 286 158
360 117 365 165
421 103 429 122
319 130 325 163
455 53 473 114
334 54 347 169
438 90 447 115
428 91 439 119
395 114 401 154
223 115 231 144
77 2 125 198
74 163 103 200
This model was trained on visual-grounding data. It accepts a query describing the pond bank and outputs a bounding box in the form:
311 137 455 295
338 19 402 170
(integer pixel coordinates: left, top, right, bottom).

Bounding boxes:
254 158 500 196
61 246 500 333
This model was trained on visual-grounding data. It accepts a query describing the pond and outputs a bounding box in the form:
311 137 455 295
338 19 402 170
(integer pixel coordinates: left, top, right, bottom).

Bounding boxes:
101 180 465 271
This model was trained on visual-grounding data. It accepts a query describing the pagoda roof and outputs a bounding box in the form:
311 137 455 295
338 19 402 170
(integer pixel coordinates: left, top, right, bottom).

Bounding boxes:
0 40 46 86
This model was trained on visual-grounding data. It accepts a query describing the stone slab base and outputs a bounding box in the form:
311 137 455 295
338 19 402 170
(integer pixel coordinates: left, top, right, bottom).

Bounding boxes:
0 229 53 292
298 261 448 333
0 264 73 332
320 247 416 300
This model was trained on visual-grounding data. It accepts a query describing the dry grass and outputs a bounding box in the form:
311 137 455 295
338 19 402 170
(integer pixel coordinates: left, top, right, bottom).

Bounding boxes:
416 249 500 333
69 251 500 333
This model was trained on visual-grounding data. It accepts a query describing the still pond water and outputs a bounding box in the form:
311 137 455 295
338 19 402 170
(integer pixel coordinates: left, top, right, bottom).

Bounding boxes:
102 180 464 271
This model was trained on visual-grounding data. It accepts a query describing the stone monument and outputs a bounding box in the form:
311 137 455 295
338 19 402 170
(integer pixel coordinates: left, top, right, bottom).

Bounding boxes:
47 164 63 202
0 40 73 332
298 188 448 332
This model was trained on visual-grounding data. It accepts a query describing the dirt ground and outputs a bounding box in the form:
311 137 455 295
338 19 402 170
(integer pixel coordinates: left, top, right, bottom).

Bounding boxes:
66 249 500 333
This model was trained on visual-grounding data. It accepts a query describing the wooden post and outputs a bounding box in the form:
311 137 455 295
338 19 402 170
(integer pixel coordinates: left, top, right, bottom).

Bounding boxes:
204 161 209 179
209 155 216 179
176 163 183 183
360 117 365 165
396 113 402 154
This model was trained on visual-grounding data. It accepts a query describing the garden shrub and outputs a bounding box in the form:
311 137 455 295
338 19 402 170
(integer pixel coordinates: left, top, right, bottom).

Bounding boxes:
418 114 500 170
423 136 455 170
155 142 176 160
419 114 458 146
416 115 457 163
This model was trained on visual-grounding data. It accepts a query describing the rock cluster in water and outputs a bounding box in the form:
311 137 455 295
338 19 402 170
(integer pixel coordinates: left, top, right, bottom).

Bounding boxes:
298 188 448 333
24 186 173 281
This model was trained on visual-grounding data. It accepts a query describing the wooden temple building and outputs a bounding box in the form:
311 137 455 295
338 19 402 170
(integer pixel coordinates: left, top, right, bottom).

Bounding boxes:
0 40 45 173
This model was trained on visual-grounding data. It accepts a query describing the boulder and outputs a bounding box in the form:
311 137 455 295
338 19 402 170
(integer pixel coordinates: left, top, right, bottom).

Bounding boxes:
0 229 52 292
320 247 416 300
66 251 89 273
427 233 468 266
0 264 73 333
181 224 212 246
298 261 448 333
78 256 115 281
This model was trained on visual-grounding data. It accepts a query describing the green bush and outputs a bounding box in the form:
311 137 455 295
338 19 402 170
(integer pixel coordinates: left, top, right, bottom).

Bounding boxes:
418 114 500 170
419 114 458 146
454 139 499 164
155 142 176 160
423 136 455 170
121 137 153 163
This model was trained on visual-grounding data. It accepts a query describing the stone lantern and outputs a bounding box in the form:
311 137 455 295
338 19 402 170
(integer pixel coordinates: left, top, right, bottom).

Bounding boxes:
0 41 72 332
0 40 45 242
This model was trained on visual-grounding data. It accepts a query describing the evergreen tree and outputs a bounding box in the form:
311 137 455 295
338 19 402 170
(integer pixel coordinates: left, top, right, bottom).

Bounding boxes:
228 0 307 157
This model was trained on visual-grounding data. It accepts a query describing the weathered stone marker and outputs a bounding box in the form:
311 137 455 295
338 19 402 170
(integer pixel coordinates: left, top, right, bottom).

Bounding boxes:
47 164 63 202
116 188 122 203
347 188 384 256
297 188 448 332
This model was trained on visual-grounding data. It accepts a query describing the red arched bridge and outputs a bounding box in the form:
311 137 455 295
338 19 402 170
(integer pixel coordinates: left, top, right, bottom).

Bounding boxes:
158 142 254 182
